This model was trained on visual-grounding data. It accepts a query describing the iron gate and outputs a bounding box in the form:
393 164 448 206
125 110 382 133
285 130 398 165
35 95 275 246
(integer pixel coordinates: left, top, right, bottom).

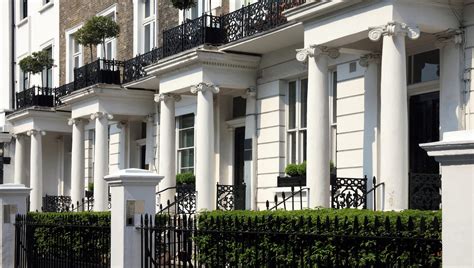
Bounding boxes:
331 176 368 209
409 173 441 210
216 183 246 210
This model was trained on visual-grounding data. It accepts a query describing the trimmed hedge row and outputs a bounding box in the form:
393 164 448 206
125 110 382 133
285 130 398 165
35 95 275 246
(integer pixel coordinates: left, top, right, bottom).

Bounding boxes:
20 212 111 264
195 209 442 267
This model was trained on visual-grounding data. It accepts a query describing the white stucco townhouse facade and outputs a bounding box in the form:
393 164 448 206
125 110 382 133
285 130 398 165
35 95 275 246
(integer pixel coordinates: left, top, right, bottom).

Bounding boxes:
1 0 473 213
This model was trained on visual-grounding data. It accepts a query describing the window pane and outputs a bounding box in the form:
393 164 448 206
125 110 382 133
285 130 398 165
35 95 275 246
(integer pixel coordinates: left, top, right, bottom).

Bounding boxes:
412 50 440 84
300 79 308 128
22 0 28 19
179 114 194 129
145 0 151 18
179 149 194 169
232 97 246 118
288 81 296 129
106 42 112 60
288 132 296 164
144 24 151 52
74 56 79 68
179 129 194 148
301 130 307 162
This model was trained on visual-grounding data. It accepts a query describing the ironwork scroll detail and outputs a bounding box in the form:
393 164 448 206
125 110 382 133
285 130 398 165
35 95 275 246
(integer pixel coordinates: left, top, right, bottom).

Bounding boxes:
409 173 441 210
331 176 368 209
216 183 246 211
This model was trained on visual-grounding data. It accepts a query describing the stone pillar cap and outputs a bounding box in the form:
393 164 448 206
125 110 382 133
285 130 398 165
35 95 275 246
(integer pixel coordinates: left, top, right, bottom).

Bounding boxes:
421 130 474 163
104 168 164 187
0 184 32 195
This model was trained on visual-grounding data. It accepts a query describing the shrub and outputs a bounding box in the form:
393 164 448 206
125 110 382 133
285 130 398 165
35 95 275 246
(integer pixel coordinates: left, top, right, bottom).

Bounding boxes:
195 209 441 267
176 172 195 185
21 212 110 264
297 161 306 176
284 163 299 176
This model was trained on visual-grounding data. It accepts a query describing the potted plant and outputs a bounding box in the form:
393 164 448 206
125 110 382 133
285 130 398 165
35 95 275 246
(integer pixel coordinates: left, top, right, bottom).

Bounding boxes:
176 172 196 194
18 51 54 107
74 16 120 84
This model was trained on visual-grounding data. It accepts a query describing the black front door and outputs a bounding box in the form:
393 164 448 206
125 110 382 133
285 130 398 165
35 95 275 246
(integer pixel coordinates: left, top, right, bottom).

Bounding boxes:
234 127 245 186
409 91 441 210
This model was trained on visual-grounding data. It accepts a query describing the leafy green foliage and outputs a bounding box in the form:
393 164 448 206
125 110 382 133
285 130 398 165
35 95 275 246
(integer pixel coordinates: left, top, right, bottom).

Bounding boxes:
24 212 110 264
284 163 299 176
18 50 54 88
75 16 120 61
297 161 306 176
176 172 195 185
170 0 196 10
194 209 442 266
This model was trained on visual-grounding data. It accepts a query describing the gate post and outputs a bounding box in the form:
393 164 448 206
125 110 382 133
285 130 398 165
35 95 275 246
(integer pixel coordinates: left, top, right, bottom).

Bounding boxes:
421 130 474 267
0 184 31 267
105 169 163 268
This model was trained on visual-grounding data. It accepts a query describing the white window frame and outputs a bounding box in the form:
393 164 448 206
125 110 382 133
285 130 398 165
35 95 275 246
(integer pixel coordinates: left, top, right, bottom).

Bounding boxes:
97 5 117 60
176 114 195 174
142 0 156 53
65 25 83 83
286 78 307 165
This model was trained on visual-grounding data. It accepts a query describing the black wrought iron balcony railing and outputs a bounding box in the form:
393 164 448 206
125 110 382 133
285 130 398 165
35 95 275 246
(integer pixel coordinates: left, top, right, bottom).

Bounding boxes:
74 59 123 89
16 86 55 110
122 47 163 84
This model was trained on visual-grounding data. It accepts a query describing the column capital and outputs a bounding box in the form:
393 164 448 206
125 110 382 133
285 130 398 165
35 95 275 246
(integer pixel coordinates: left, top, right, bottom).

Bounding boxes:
12 133 26 139
154 93 181 103
296 45 340 63
90 112 113 121
26 129 46 137
359 53 381 67
190 82 220 94
368 21 420 41
68 118 85 126
116 120 128 129
435 29 463 48
241 87 256 99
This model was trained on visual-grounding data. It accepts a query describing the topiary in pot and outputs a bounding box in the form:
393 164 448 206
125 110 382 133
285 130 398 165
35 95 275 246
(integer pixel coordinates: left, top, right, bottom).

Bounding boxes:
285 163 299 177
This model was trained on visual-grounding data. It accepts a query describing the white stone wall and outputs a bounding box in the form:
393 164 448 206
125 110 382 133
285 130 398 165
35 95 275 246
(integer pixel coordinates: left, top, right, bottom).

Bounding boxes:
109 124 121 174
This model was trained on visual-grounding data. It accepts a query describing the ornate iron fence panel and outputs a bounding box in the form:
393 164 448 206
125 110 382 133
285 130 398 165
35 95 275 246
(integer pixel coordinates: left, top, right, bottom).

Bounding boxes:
176 184 196 214
331 176 368 209
216 183 246 210
74 59 122 90
16 86 55 110
123 48 163 84
42 195 72 212
54 82 75 106
409 173 441 210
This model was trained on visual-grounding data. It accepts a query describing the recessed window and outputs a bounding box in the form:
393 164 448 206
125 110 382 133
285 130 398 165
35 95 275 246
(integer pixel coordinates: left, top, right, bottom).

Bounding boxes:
142 0 156 53
21 70 29 91
177 114 195 174
408 49 440 85
233 97 246 118
21 0 28 19
287 79 307 164
42 47 53 88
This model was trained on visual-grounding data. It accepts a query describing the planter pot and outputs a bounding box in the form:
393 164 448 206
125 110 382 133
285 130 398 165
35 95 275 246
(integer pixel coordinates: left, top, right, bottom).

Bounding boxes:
99 70 121 85
204 27 226 45
32 95 54 107
277 175 306 187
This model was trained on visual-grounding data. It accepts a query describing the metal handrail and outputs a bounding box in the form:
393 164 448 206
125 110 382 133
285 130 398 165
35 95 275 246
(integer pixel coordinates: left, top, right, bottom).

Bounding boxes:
267 186 309 211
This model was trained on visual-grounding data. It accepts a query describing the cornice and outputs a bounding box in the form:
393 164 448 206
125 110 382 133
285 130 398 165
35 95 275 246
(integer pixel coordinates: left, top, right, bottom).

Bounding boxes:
284 0 364 23
60 84 154 106
6 108 70 123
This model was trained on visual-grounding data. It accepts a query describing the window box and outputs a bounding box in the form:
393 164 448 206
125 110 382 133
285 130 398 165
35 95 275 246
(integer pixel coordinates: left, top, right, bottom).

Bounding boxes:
277 175 306 187
204 26 226 45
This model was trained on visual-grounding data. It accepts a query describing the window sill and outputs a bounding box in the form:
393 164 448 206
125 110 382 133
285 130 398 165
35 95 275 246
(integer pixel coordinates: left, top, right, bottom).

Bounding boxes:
39 2 54 14
17 17 29 28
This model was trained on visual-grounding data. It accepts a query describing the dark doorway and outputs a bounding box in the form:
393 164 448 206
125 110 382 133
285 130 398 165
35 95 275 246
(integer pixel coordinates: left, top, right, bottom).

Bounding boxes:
409 91 441 210
234 127 245 186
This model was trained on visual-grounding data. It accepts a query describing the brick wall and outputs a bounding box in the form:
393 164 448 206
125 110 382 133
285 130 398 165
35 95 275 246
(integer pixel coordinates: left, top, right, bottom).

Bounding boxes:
59 0 134 85
157 0 179 47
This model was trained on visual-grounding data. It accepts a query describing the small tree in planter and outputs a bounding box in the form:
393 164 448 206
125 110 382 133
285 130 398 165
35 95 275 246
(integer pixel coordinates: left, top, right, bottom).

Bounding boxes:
19 55 42 89
75 16 120 62
33 50 54 88
171 0 196 24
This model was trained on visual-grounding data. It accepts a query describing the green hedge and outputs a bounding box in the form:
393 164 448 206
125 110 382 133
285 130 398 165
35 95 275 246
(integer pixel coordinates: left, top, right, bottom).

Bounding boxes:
21 212 110 264
195 209 441 267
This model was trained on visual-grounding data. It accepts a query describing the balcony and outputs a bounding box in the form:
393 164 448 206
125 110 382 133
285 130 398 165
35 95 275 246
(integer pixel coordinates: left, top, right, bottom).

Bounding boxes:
15 86 55 110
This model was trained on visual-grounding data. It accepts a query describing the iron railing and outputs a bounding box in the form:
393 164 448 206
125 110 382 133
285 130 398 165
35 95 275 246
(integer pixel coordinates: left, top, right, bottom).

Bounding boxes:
266 186 309 210
41 195 72 212
122 47 163 84
54 81 74 106
138 213 441 267
15 86 55 110
74 59 123 89
409 172 442 210
157 184 197 215
216 183 246 210
15 214 110 268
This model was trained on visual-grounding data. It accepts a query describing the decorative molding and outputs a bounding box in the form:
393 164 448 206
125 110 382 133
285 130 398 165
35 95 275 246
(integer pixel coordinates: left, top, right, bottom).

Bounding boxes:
242 87 257 99
295 45 340 63
26 129 46 137
368 21 420 41
68 118 85 126
12 133 26 139
190 82 220 94
435 29 463 47
90 112 113 121
359 53 381 67
154 93 182 103
116 120 128 129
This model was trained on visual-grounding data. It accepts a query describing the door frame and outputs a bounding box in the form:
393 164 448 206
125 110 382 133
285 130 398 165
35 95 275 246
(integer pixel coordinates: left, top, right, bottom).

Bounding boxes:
226 118 245 186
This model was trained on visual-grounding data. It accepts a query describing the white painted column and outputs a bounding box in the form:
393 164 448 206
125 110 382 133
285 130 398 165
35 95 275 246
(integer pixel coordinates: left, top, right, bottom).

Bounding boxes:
296 46 339 208
27 129 45 211
369 22 420 210
191 82 219 211
91 112 113 211
155 94 180 205
69 118 85 206
359 54 380 209
243 88 257 210
117 121 128 170
421 131 474 267
13 134 26 185
105 169 163 268
0 184 31 267
437 31 463 136
145 114 154 170
226 126 235 186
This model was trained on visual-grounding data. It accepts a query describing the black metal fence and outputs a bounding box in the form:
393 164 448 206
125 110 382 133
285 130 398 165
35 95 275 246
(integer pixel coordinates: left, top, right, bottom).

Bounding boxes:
15 214 110 268
409 173 442 210
16 86 55 110
138 213 441 267
157 184 197 215
122 48 163 84
216 183 246 210
74 59 122 89
40 195 94 212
